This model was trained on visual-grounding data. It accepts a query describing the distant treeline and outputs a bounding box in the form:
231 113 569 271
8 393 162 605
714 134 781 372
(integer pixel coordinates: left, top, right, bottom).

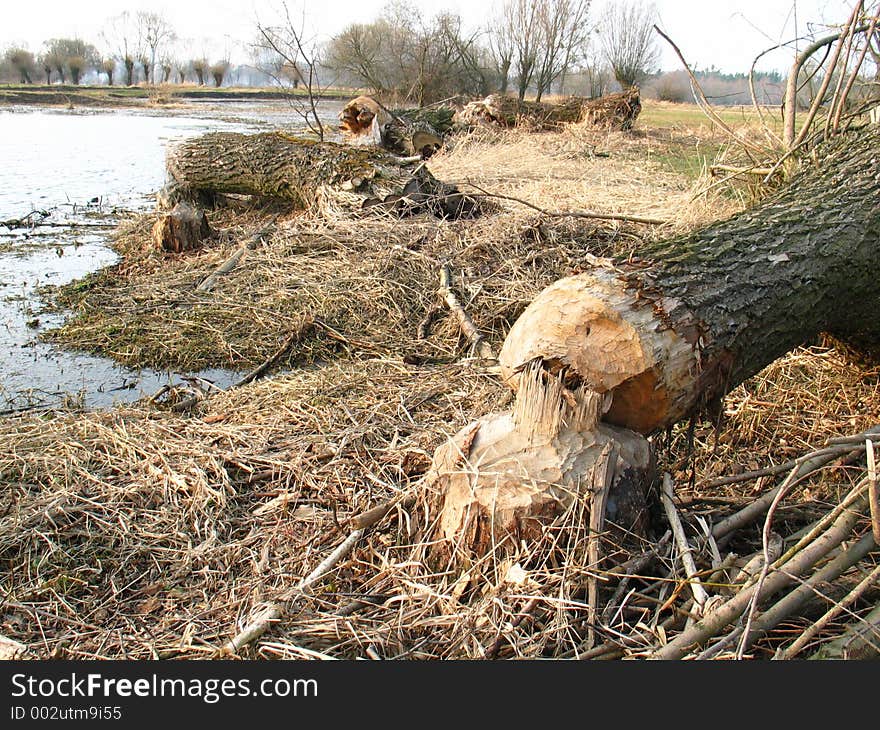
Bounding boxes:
1 1 876 108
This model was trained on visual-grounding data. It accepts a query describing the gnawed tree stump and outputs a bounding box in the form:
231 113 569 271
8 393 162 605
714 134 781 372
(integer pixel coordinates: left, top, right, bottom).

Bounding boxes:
151 202 212 253
429 124 880 564
453 89 641 131
164 131 479 219
339 95 390 148
339 95 450 157
428 362 653 569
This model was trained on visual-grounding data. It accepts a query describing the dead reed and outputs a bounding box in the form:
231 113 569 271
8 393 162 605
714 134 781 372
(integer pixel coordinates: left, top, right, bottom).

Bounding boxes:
3 122 877 660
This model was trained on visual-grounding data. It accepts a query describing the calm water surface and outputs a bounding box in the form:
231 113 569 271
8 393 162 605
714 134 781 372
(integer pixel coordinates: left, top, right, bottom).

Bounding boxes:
0 102 341 411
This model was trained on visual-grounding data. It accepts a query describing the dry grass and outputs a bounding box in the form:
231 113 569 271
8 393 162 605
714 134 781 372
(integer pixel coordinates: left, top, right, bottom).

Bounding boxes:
3 120 878 660
2 344 877 659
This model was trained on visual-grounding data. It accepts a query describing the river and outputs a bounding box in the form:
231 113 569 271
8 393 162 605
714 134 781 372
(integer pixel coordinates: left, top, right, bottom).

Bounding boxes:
0 99 343 412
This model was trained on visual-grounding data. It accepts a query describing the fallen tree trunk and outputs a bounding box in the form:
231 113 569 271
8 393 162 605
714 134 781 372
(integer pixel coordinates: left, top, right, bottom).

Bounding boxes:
428 125 880 564
164 131 479 219
454 89 641 131
339 95 451 157
500 125 880 434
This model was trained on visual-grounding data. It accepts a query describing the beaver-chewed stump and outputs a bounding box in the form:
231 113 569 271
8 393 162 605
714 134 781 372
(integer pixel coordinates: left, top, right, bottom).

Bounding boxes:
427 124 880 568
427 361 653 570
151 202 213 253
339 96 449 157
163 131 479 219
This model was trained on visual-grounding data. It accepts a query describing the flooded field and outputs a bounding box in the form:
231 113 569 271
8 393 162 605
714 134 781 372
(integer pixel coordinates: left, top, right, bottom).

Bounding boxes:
0 100 343 411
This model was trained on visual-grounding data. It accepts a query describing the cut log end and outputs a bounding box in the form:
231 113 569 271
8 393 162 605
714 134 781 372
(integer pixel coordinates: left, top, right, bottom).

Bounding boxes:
498 269 700 434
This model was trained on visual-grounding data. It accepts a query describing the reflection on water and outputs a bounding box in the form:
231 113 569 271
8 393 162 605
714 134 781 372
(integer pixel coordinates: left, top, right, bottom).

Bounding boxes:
0 104 337 411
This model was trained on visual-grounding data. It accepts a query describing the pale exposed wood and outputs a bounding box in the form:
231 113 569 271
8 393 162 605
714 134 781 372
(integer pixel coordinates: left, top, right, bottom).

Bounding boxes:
660 474 709 613
0 635 27 660
339 95 390 146
498 265 698 433
428 361 651 567
438 264 495 361
868 440 880 545
587 443 616 649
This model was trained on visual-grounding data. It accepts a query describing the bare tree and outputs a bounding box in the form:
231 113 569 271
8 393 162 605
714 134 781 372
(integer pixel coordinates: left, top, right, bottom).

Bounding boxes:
506 0 543 101
43 38 98 86
325 23 385 92
102 11 141 86
488 8 515 94
5 48 36 84
326 4 492 103
102 58 116 85
192 57 208 85
254 2 328 140
533 0 591 100
137 11 176 84
600 0 659 89
210 61 229 87
583 56 613 98
39 54 52 84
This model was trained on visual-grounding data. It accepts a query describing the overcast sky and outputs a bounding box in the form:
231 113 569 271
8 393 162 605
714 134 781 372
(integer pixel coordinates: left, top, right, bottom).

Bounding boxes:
0 0 854 74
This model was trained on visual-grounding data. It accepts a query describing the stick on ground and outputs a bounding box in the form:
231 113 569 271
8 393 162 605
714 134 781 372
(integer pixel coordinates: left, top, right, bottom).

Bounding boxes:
221 528 364 655
438 264 495 361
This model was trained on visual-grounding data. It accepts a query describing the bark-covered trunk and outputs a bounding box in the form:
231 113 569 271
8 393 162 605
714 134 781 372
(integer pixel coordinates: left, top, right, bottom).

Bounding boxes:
500 125 880 434
164 132 480 219
428 125 880 567
454 89 641 131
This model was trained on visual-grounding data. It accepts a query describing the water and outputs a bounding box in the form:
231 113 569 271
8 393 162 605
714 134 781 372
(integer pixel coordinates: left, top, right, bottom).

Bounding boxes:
0 102 342 412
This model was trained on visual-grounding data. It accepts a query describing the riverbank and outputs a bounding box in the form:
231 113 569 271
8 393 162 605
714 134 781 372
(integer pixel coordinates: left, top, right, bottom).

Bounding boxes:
2 107 878 660
0 83 359 109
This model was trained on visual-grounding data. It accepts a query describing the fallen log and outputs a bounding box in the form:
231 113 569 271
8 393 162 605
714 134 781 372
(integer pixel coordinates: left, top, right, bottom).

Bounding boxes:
453 89 641 131
428 124 880 564
164 131 479 219
500 125 880 434
339 95 450 157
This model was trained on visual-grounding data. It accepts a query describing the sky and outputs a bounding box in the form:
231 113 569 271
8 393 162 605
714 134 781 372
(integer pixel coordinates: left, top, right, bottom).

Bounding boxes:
0 0 855 74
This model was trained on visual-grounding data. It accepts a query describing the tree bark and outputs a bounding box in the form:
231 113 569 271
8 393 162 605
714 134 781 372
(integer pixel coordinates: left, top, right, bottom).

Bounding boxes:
164 132 479 219
454 89 641 131
499 125 880 434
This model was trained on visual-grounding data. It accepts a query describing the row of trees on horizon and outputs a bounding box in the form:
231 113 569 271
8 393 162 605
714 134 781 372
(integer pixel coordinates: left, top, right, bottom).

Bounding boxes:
1 0 875 107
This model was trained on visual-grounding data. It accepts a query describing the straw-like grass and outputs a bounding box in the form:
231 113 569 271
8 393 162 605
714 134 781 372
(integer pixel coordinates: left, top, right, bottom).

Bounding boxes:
3 120 878 660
